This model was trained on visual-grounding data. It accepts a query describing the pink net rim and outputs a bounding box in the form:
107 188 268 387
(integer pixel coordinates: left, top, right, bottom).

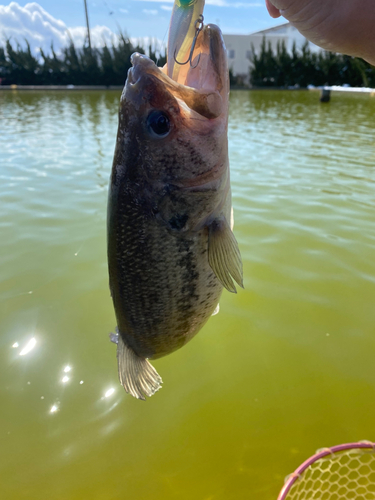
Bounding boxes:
277 441 375 500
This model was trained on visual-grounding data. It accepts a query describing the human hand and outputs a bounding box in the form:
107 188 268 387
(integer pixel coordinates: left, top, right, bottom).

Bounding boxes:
265 0 375 66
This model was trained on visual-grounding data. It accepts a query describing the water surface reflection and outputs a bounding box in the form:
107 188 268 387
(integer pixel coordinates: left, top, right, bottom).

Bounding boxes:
0 89 374 500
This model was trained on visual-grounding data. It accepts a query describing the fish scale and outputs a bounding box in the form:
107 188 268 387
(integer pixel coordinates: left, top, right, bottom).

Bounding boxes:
110 187 222 360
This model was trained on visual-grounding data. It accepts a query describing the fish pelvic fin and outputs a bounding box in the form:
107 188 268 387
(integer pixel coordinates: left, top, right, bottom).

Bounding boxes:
208 217 244 294
212 303 220 316
116 335 163 401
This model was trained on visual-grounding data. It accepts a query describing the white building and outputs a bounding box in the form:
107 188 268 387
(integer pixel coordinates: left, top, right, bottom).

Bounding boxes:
223 23 321 82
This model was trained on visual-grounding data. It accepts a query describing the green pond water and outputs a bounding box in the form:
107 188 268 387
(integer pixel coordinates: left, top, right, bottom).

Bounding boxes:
1 89 375 500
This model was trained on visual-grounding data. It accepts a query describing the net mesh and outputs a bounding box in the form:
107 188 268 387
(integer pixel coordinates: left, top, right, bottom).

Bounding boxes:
285 448 375 500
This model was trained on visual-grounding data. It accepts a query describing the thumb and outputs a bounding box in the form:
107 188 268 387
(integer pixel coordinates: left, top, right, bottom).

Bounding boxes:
265 0 282 18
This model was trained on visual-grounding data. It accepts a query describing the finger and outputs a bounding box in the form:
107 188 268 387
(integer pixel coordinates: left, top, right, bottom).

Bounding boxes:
265 0 282 18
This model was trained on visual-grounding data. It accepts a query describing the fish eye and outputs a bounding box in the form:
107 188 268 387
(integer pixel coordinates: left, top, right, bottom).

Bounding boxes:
147 111 171 138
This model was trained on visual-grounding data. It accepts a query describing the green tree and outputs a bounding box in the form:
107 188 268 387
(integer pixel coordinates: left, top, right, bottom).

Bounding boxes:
148 40 167 67
40 45 66 85
0 46 10 83
5 39 40 84
249 36 375 88
112 32 140 85
100 43 116 86
80 46 101 85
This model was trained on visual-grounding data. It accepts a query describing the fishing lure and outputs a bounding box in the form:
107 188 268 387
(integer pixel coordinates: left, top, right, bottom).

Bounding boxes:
167 0 206 82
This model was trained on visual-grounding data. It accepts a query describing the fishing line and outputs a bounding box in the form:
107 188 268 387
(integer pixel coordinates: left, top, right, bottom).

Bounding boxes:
155 27 168 67
100 0 114 16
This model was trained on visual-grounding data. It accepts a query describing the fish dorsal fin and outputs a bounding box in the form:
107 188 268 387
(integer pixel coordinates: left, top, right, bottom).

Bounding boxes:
117 335 162 400
208 217 244 294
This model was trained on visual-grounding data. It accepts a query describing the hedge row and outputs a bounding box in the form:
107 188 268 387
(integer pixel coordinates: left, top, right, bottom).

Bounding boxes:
0 35 166 86
249 38 375 88
2 35 374 88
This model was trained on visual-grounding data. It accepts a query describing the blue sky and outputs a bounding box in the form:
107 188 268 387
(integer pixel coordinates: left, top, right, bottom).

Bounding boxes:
0 1 286 55
2 0 282 41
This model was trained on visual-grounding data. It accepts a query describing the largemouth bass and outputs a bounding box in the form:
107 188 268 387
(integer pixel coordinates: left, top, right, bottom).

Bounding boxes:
107 23 243 400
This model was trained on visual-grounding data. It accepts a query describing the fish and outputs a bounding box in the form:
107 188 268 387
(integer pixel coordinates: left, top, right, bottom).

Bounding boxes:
107 21 243 400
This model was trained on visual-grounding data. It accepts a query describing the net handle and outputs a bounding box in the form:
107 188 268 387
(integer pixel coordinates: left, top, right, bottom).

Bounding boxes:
277 441 375 500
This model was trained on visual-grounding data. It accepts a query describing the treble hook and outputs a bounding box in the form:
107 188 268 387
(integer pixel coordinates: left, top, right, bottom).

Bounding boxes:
173 15 204 69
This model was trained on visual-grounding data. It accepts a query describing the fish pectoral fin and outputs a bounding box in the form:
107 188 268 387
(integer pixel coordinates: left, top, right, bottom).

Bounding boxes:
117 335 162 401
208 217 244 294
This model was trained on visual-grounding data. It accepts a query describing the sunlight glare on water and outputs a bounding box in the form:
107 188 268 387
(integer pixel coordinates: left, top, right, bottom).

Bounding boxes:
0 89 375 500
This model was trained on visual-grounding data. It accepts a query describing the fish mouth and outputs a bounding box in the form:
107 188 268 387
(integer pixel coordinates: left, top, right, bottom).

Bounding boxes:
126 24 228 120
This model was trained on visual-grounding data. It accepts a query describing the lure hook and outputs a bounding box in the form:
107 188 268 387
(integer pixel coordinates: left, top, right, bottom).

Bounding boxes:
173 15 204 68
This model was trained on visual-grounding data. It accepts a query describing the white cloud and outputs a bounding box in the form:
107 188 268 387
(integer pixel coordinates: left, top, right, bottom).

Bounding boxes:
132 0 262 5
207 0 262 5
0 0 262 59
0 2 116 54
142 9 158 15
119 8 129 14
130 35 166 56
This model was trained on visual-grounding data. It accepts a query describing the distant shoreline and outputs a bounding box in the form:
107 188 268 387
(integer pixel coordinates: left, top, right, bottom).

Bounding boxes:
0 85 124 91
0 84 306 91
2 85 373 94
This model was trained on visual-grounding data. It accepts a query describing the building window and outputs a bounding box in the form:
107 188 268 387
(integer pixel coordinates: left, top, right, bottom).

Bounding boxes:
228 49 235 59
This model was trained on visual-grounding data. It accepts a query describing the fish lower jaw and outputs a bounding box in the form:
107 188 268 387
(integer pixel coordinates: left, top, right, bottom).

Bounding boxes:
126 53 157 90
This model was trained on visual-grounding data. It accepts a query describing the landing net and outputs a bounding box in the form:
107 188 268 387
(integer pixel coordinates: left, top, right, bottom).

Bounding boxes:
278 441 375 500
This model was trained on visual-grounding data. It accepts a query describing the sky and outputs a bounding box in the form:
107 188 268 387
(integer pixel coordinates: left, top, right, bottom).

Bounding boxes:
0 1 284 54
